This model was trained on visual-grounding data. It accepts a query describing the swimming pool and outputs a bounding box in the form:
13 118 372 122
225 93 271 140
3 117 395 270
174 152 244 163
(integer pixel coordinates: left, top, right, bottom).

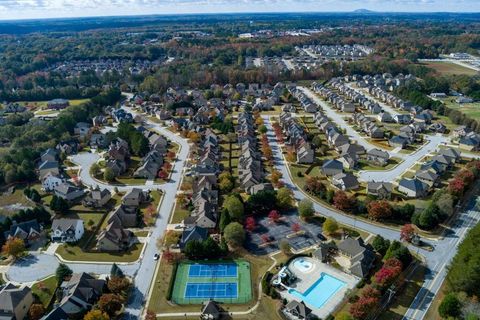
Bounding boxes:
289 273 346 309
292 257 314 273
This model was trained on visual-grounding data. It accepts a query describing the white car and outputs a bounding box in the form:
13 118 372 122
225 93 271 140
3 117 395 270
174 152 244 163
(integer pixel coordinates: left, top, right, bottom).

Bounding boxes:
153 253 160 261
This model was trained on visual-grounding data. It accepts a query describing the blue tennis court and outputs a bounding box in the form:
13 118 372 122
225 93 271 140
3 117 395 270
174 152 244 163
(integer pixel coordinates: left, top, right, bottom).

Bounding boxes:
185 282 238 299
188 263 238 277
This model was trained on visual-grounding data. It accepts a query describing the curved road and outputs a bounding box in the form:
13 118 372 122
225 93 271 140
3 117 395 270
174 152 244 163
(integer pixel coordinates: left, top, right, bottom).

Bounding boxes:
263 117 480 320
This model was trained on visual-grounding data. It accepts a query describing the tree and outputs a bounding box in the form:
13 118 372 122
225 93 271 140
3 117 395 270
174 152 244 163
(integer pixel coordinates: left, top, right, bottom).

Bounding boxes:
103 167 115 182
219 209 231 232
305 176 326 196
50 195 69 213
270 169 282 184
224 222 245 247
157 170 168 180
145 310 157 320
224 196 244 221
276 187 294 209
298 199 314 219
333 191 354 212
400 224 415 242
323 218 338 235
28 303 45 320
312 135 323 148
268 210 281 223
446 223 480 296
108 276 131 296
261 234 271 244
367 200 393 221
372 235 390 256
98 293 123 317
448 178 465 196
1 237 25 259
438 293 462 319
279 239 291 255
349 296 379 320
245 216 256 232
259 125 267 134
56 263 73 284
219 171 234 193
374 260 402 288
290 223 300 234
84 309 110 320
384 241 412 267
247 190 277 215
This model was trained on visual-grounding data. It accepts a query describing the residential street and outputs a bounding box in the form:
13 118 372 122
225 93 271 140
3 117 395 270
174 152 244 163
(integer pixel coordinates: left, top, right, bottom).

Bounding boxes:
263 117 480 320
5 104 191 320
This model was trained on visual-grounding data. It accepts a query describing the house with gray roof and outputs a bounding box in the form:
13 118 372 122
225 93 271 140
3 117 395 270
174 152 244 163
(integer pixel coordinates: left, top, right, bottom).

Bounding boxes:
82 187 111 208
366 148 390 166
322 159 343 176
54 182 84 201
200 300 223 320
398 178 429 198
96 219 132 252
180 226 208 250
0 283 33 320
4 220 43 247
285 300 312 319
337 238 375 278
367 181 393 199
50 273 105 317
51 219 84 243
332 172 359 191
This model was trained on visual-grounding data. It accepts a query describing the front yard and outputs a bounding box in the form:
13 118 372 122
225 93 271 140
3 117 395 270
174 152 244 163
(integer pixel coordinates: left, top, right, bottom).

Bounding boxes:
56 242 144 263
31 276 57 308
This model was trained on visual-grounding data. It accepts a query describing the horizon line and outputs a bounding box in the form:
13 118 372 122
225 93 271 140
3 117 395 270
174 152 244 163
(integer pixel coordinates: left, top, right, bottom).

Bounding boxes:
1 10 479 23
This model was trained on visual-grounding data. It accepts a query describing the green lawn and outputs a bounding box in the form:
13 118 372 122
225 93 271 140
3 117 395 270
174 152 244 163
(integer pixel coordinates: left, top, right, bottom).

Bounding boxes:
170 198 190 224
419 61 478 76
31 276 57 308
444 98 480 119
358 157 401 171
56 242 144 263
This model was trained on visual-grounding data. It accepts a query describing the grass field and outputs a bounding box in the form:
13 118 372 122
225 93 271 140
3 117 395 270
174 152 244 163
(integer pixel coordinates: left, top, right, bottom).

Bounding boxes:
420 61 478 76
444 98 480 119
31 276 57 308
56 242 143 263
171 260 252 305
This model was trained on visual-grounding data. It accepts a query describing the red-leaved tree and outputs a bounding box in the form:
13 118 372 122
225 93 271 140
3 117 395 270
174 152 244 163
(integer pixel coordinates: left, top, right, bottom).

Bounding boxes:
268 210 281 223
245 217 256 232
400 224 415 243
367 200 393 221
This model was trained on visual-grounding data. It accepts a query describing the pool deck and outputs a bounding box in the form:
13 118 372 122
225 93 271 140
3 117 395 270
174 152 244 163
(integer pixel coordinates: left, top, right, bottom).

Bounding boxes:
281 257 358 319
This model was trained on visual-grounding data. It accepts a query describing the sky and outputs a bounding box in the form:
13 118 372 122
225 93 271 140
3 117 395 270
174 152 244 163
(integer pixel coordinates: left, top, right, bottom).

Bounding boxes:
0 0 478 20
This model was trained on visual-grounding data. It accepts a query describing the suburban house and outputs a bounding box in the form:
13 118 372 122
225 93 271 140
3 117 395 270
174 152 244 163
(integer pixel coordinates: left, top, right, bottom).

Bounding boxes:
51 219 85 243
82 187 112 208
297 144 315 164
41 148 58 163
122 188 149 207
74 122 91 137
284 300 312 320
459 133 480 151
109 205 139 228
336 237 375 278
331 172 359 190
200 300 223 320
46 273 105 318
4 219 43 246
47 99 69 110
54 182 84 201
42 172 65 192
0 283 34 320
180 226 208 250
134 150 164 179
366 148 390 166
322 159 343 176
415 170 440 187
96 219 132 252
366 181 393 199
398 178 429 198
389 135 408 149
38 160 60 179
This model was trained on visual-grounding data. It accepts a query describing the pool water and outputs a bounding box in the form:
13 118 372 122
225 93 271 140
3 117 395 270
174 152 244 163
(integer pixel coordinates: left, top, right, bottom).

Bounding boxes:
292 258 314 272
289 273 346 308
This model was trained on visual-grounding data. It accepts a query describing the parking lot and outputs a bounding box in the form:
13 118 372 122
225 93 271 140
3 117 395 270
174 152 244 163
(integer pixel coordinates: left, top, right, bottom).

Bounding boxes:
246 210 323 255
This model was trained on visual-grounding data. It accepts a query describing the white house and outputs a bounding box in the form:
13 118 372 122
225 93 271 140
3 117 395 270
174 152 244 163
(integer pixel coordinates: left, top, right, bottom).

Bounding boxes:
41 172 64 192
51 219 84 243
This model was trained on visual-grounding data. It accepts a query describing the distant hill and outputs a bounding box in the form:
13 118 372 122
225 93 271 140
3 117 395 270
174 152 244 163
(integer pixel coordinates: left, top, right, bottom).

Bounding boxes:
353 9 376 14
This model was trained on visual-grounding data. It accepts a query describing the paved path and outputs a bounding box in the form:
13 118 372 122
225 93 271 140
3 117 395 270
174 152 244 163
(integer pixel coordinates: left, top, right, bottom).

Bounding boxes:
263 117 480 320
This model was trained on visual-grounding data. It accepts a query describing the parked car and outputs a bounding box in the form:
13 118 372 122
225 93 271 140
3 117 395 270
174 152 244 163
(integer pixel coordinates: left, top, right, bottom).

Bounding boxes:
317 233 326 241
153 253 160 260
